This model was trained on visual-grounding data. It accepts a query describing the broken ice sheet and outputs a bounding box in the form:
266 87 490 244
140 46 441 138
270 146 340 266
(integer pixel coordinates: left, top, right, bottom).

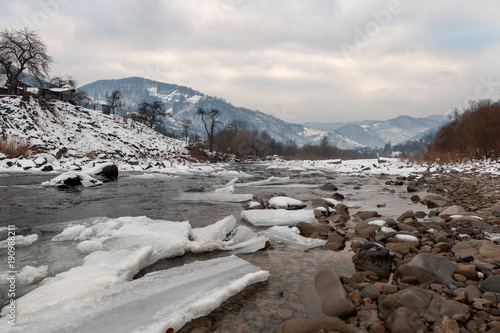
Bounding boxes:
0 256 269 333
241 209 316 226
176 191 253 203
263 226 327 250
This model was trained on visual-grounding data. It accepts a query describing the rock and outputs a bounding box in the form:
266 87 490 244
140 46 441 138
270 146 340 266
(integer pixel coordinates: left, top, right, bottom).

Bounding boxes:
397 210 416 223
280 317 355 333
452 240 500 263
395 253 457 288
481 275 500 293
391 242 412 255
368 323 386 333
336 204 350 220
410 195 421 203
320 183 338 191
378 287 470 322
96 163 119 181
360 284 381 300
243 199 265 210
385 307 426 333
439 205 467 219
332 192 345 200
353 211 381 221
415 211 427 219
352 243 392 279
312 198 331 209
433 316 460 333
41 164 54 172
296 222 333 237
454 269 478 281
407 185 419 193
314 269 356 318
354 222 381 238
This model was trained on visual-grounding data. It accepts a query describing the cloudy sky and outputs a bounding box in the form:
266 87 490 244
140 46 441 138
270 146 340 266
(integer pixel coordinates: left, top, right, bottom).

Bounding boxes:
2 0 500 123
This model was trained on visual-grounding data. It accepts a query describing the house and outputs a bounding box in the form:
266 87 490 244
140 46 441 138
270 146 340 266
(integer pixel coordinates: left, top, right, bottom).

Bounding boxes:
102 105 111 114
41 87 75 101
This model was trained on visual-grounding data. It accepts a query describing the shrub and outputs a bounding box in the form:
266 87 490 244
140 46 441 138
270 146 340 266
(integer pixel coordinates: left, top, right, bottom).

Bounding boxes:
420 99 500 162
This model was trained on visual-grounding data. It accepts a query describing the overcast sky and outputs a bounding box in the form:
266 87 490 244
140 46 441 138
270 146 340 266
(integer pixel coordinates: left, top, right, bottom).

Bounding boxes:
2 0 500 123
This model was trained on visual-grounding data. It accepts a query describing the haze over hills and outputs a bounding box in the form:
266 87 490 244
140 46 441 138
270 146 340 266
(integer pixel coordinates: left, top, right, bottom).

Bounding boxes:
79 77 446 149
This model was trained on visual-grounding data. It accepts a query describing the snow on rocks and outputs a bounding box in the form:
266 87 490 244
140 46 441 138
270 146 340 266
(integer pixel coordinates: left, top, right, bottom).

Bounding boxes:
268 196 307 210
241 209 316 226
0 234 38 248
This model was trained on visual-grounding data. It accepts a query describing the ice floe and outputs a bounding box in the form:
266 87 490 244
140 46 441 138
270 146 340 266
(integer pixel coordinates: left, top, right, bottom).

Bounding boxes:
268 196 306 210
262 226 327 250
0 234 38 248
241 209 316 226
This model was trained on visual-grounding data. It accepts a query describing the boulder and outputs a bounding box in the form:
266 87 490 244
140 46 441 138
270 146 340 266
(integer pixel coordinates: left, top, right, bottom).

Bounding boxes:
385 307 426 333
452 240 500 263
354 222 381 238
378 287 470 322
395 253 457 288
439 205 466 219
433 316 460 333
280 317 355 333
352 243 391 279
96 163 119 181
319 183 338 191
314 269 356 318
481 275 500 293
295 222 332 238
353 211 381 221
336 204 350 220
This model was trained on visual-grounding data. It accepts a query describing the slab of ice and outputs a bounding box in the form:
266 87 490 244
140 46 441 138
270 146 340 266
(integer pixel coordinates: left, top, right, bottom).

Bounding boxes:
0 256 269 333
368 220 387 227
130 173 177 179
0 234 38 248
238 176 290 187
241 209 316 226
268 196 305 209
188 216 266 254
263 226 327 250
322 198 361 209
0 265 49 285
52 217 191 266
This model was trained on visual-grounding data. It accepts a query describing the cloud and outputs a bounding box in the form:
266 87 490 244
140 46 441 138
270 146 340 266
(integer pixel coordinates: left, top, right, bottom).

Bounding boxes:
1 0 500 122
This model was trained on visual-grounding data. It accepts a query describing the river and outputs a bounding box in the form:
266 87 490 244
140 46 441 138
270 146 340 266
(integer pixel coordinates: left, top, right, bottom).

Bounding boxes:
0 162 428 332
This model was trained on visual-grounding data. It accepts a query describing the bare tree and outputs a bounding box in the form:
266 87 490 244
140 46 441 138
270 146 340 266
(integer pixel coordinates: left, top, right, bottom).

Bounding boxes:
49 75 77 89
197 108 222 151
180 118 192 140
73 90 92 107
137 100 167 129
105 90 124 115
0 27 54 94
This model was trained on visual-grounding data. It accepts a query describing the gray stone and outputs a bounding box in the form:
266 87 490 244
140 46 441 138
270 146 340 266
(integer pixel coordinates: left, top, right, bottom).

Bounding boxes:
319 182 338 191
280 317 355 333
314 269 356 318
336 203 350 220
378 287 470 322
481 275 500 293
395 253 457 288
354 222 381 238
352 243 391 279
386 307 426 333
353 211 380 221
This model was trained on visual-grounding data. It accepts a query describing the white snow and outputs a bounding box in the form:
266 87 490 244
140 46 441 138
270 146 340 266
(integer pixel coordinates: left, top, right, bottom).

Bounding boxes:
0 256 268 333
238 176 290 187
241 209 316 226
41 171 103 188
368 220 387 227
262 226 327 250
268 196 305 209
176 191 253 203
0 234 38 248
0 265 49 285
395 234 419 242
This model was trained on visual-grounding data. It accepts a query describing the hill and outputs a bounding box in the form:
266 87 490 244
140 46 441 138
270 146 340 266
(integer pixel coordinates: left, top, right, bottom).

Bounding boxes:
0 95 190 163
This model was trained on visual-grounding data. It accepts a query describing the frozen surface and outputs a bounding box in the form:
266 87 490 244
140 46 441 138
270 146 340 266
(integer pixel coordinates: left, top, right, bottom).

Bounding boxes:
187 216 266 254
0 234 38 248
0 256 268 333
238 176 290 187
41 171 103 187
262 226 327 250
241 209 316 226
268 196 305 209
0 265 48 285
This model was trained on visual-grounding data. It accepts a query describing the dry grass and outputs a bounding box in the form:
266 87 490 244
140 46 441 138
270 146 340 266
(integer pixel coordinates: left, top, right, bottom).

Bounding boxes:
0 136 32 158
419 100 500 163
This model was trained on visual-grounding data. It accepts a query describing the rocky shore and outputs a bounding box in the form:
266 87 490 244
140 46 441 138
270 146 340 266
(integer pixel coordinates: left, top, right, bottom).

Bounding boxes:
277 169 500 333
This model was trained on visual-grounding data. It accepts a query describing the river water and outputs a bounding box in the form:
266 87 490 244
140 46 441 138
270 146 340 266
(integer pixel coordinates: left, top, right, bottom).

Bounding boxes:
0 163 429 332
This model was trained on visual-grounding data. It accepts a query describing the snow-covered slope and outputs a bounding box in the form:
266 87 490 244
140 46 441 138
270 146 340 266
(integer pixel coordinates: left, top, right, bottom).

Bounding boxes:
0 95 189 162
80 77 361 149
